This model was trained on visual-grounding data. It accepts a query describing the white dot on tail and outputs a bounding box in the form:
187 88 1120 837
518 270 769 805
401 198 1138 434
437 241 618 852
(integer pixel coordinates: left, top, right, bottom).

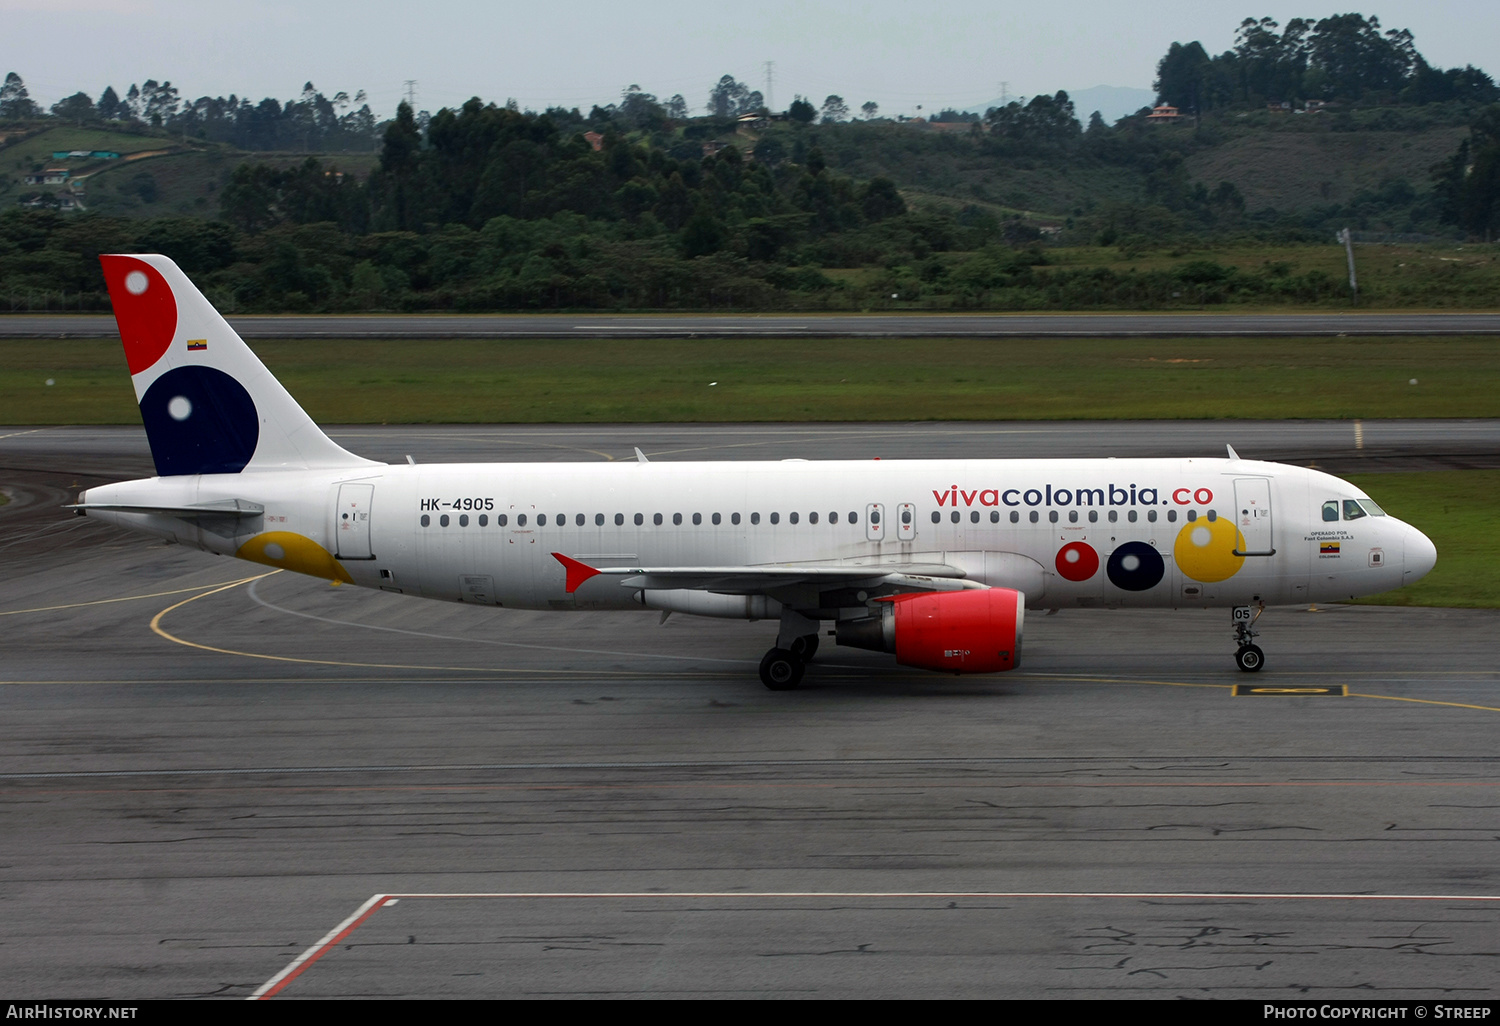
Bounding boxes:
125 271 149 295
167 396 192 421
263 543 285 561
1192 526 1212 547
1122 555 1140 572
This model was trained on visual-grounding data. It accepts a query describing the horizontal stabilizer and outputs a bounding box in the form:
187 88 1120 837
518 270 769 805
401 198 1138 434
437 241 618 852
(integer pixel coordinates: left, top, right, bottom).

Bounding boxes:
68 499 265 519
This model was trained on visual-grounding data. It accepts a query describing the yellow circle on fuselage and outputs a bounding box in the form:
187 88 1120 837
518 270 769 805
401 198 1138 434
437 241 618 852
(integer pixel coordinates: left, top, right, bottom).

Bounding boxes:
1173 517 1246 583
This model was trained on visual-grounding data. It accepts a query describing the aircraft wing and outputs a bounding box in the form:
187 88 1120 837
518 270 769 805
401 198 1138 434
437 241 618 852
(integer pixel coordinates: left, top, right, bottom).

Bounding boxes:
552 552 981 596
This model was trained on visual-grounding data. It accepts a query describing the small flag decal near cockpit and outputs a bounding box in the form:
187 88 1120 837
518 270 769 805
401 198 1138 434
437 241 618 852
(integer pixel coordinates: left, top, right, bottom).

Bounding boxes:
187 339 207 351
1320 542 1340 554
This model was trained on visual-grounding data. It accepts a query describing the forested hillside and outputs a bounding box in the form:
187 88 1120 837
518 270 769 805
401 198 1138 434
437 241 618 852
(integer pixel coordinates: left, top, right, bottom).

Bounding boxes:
3 12 1500 313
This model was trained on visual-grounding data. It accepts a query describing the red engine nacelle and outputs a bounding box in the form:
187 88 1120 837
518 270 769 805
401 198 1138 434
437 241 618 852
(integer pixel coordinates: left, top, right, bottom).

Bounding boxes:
835 588 1025 674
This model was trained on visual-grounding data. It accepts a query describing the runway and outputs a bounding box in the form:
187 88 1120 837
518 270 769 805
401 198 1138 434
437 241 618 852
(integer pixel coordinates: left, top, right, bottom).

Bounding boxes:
7 310 1500 338
2 424 1498 998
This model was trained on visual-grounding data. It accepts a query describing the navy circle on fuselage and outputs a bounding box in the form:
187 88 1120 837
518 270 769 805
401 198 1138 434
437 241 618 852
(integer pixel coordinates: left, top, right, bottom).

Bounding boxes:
1106 540 1165 591
139 366 259 475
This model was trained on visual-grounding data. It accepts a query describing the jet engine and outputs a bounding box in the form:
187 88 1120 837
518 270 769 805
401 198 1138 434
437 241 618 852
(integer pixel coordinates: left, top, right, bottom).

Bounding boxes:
835 587 1025 673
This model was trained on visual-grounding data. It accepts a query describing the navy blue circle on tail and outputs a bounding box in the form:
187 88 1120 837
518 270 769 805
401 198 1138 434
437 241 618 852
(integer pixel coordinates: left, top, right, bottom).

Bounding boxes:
139 366 259 475
1106 541 1165 591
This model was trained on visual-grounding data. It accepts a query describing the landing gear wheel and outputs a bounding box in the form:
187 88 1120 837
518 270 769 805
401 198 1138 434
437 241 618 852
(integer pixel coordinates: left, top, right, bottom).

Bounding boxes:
789 633 819 662
759 648 804 690
1235 644 1265 672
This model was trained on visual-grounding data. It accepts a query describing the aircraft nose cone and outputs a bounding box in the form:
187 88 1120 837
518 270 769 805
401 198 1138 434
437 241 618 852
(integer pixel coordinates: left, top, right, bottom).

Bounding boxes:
1404 525 1437 584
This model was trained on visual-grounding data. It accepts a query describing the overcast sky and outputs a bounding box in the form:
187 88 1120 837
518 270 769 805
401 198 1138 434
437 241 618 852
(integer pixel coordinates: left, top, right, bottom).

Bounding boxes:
7 0 1499 119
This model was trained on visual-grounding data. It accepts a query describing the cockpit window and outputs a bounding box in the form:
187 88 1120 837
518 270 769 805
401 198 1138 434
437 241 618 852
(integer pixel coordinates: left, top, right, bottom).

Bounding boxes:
1322 500 1339 522
1360 498 1386 516
1342 499 1367 521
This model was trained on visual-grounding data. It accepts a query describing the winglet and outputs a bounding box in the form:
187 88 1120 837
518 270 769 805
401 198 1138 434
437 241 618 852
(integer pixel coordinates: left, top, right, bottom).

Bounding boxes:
552 552 602 593
1226 444 1241 461
634 447 650 464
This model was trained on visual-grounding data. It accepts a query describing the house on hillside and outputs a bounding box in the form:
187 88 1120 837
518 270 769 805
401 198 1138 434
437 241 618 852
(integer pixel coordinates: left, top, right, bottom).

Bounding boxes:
23 168 69 185
1146 103 1181 122
583 131 604 151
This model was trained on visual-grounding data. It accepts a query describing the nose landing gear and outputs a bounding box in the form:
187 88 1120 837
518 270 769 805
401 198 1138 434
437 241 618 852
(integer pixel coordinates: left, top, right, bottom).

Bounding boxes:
1233 603 1265 672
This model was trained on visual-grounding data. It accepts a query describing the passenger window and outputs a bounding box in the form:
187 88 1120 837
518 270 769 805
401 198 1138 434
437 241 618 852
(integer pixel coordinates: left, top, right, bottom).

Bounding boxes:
613 513 623 526
692 513 701 525
459 514 469 527
849 512 858 525
1010 511 1019 523
1322 501 1339 522
770 512 780 524
654 513 663 525
1029 511 1039 523
1088 510 1098 523
1108 510 1118 523
499 514 508 526
751 512 760 525
1068 510 1078 523
731 512 741 525
991 511 1001 523
971 510 980 523
421 514 430 527
595 513 604 526
440 514 450 527
537 514 547 526
1147 509 1157 523
479 514 488 527
1206 510 1216 522
829 512 838 524
1167 509 1176 523
931 510 941 524
576 513 585 527
951 510 961 524
634 513 643 526
1127 510 1138 523
790 512 799 524
1343 499 1367 521
1048 510 1058 523
673 513 682 525
712 512 722 525
517 514 527 526
808 512 818 524
1186 510 1196 522
869 510 880 525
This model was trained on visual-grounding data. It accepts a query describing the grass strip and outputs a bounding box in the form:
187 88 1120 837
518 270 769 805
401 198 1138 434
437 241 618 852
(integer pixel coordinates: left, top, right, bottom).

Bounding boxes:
2 335 1499 424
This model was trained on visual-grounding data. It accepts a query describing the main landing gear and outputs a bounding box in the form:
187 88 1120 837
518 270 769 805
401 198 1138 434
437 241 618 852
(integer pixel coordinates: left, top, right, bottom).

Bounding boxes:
760 613 820 690
1233 603 1265 672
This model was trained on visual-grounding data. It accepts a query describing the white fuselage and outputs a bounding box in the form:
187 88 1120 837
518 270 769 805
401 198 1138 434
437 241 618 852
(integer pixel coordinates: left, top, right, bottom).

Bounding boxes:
81 455 1433 616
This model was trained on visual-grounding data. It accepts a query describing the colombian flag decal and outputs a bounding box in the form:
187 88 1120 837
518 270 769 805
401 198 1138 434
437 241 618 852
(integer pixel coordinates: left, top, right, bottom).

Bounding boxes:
1320 542 1340 554
187 339 207 351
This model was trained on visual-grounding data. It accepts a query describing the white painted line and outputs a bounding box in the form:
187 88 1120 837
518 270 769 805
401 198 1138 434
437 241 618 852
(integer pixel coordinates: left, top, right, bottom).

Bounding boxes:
249 892 388 1000
251 889 1500 998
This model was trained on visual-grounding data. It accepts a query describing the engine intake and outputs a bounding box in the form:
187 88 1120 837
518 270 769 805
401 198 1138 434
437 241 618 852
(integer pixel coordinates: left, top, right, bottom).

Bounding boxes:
836 588 1025 674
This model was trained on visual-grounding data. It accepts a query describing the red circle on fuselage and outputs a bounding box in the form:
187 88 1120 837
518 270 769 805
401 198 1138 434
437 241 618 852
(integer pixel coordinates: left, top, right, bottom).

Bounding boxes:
100 256 177 375
1055 541 1100 582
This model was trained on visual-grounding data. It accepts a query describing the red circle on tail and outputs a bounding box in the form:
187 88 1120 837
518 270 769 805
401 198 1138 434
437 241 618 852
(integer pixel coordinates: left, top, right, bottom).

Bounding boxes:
1055 541 1100 582
100 256 177 375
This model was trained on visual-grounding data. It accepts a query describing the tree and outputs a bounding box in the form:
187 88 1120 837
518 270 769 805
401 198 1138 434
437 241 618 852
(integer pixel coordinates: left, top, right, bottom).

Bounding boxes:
788 95 816 123
1154 40 1212 108
666 94 688 120
51 92 95 125
820 95 849 123
860 101 879 120
1434 105 1500 239
709 75 749 118
0 72 39 120
97 86 124 121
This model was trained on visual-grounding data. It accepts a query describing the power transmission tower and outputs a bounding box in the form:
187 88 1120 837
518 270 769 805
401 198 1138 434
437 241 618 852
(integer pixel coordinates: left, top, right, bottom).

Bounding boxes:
403 80 417 110
764 61 774 112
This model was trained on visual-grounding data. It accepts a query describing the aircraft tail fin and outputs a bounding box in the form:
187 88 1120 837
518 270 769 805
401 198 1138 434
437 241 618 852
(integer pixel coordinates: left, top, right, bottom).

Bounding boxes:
100 254 379 476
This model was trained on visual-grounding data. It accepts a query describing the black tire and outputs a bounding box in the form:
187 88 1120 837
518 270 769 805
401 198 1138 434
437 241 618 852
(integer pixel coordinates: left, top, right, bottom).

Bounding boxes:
759 648 804 690
1235 644 1265 672
789 633 819 662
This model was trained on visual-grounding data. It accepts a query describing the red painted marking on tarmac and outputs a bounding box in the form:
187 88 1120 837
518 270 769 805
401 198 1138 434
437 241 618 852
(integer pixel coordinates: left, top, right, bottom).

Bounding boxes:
252 893 389 1000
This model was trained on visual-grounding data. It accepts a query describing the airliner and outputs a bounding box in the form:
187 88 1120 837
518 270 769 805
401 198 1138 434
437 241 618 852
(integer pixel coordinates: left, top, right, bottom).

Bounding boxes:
72 255 1437 689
